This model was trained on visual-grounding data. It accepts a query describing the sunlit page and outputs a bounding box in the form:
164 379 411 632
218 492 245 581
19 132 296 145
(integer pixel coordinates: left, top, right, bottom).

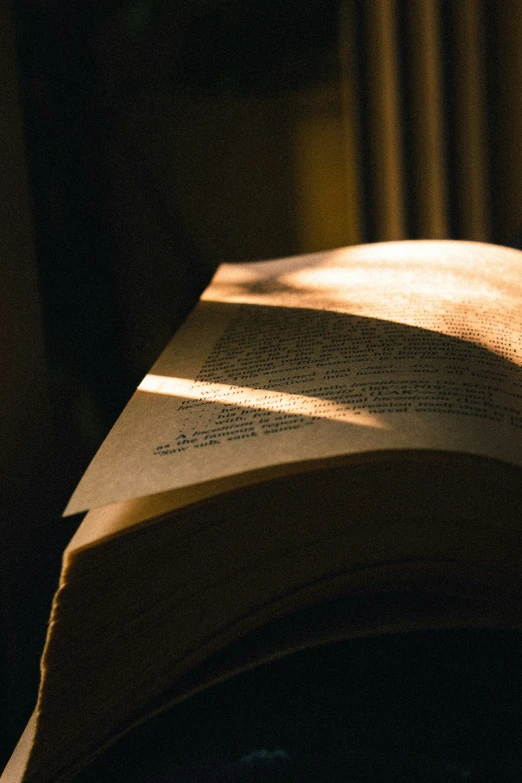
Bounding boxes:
65 240 522 520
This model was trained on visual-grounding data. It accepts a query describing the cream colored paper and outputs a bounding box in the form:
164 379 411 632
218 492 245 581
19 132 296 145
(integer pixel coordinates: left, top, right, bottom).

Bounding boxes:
0 712 36 783
65 240 522 519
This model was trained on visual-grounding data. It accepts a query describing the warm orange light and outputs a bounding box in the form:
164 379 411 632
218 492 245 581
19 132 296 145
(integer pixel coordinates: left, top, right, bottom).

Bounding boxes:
138 373 387 429
203 242 522 365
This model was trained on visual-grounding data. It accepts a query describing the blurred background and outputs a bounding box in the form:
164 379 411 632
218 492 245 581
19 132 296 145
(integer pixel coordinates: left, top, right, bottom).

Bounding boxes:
4 0 522 771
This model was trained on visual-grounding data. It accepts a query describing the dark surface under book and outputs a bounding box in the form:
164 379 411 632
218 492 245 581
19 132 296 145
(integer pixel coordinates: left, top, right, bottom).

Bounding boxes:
75 623 522 782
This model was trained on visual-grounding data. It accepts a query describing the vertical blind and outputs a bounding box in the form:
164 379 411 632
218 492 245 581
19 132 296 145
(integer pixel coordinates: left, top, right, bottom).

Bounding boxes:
338 0 491 244
337 0 522 247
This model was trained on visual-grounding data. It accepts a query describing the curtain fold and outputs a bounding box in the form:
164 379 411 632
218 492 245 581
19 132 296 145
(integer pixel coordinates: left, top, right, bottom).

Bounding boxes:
337 0 518 245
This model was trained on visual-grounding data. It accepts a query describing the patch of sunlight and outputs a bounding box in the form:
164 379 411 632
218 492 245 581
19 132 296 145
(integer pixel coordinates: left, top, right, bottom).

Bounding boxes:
138 374 387 429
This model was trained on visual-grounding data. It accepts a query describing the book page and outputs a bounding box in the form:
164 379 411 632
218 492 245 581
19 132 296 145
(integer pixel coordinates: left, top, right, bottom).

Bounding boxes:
65 240 522 517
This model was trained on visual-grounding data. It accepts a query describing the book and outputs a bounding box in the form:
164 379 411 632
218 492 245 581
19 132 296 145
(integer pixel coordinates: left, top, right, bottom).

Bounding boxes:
4 239 522 783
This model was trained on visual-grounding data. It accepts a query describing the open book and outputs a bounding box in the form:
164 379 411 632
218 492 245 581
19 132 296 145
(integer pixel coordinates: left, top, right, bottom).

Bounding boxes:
4 240 522 783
